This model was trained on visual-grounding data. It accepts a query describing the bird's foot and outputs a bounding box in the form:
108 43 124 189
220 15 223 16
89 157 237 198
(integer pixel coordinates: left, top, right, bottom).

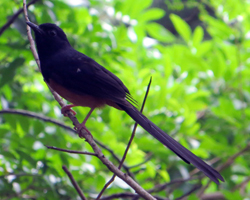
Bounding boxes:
61 104 76 116
74 123 92 139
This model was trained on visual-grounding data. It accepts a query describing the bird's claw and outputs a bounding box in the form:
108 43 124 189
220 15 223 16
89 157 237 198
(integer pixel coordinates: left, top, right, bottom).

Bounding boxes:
74 123 92 139
61 105 76 116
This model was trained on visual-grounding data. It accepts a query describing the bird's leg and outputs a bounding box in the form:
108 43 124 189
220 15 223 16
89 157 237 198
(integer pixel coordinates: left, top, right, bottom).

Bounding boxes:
61 104 77 116
75 107 95 138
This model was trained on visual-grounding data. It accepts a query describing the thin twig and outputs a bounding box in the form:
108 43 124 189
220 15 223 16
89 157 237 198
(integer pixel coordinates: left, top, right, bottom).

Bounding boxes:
100 193 166 200
233 176 250 192
23 1 156 199
118 77 152 170
62 165 87 200
217 143 250 172
45 145 97 156
175 184 202 200
0 109 74 132
0 172 41 179
100 193 137 200
167 157 220 195
95 140 133 177
148 176 202 194
0 0 40 37
200 192 225 200
197 143 250 197
0 108 131 174
96 77 152 200
23 0 40 67
128 153 152 169
2 185 34 200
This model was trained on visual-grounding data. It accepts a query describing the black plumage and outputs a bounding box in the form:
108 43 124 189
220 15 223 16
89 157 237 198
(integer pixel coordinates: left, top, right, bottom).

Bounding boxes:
27 22 224 184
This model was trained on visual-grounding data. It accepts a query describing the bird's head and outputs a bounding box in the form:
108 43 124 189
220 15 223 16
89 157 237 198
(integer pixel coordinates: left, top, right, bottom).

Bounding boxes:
26 22 71 58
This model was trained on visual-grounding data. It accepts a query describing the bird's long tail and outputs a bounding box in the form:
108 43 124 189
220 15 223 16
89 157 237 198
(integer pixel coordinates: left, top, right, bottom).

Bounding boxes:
117 103 224 184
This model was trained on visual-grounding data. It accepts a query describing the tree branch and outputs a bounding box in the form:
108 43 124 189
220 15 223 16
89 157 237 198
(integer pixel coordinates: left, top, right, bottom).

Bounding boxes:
45 145 97 156
0 109 73 132
0 108 132 174
233 176 250 194
0 172 40 179
175 184 202 200
96 77 152 199
148 176 202 194
23 1 156 199
217 143 250 172
62 165 87 200
100 193 166 200
0 0 40 37
197 143 250 197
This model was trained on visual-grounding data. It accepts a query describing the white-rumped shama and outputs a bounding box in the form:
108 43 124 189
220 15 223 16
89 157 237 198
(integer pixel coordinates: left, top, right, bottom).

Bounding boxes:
27 22 224 184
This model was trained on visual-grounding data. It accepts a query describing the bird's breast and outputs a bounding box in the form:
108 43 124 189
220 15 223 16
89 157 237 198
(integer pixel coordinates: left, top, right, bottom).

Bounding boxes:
47 78 107 108
47 78 122 110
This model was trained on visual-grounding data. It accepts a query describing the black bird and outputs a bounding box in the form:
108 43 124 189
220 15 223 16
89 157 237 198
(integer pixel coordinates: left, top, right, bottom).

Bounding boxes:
27 22 224 184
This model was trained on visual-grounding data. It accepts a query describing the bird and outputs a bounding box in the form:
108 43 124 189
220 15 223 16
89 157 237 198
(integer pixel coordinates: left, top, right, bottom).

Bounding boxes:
26 21 224 184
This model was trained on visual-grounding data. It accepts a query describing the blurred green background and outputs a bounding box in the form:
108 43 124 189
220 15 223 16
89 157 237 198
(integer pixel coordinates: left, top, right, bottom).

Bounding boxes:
1 0 250 199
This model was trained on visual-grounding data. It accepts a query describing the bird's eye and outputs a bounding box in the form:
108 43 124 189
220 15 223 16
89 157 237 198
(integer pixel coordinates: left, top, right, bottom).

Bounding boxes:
48 30 56 36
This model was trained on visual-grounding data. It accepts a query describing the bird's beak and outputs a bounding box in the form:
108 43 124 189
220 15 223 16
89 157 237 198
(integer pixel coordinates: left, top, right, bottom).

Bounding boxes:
26 22 43 34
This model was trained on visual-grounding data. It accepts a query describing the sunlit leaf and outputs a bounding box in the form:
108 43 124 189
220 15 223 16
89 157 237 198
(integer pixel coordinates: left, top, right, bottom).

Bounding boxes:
170 14 191 43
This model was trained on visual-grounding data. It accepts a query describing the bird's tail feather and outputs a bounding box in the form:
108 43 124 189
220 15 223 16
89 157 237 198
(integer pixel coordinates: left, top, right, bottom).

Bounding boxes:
118 103 224 184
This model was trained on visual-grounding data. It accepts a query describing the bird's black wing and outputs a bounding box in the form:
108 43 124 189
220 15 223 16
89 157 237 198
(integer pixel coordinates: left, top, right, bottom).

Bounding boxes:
43 48 134 105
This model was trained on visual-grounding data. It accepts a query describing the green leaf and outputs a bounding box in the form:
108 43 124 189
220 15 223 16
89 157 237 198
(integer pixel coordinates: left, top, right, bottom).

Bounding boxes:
0 58 25 88
146 22 175 42
121 0 153 18
202 15 233 39
1 85 12 100
16 122 25 138
145 162 156 178
139 8 165 22
196 41 212 56
193 26 204 46
170 14 191 43
210 50 226 77
223 190 243 199
159 170 170 182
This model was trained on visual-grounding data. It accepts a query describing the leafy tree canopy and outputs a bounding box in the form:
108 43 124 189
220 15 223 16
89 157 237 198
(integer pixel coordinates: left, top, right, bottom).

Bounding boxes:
0 0 250 199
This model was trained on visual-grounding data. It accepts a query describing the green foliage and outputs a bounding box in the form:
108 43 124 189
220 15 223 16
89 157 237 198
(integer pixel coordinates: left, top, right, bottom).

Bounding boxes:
0 0 250 199
170 14 191 43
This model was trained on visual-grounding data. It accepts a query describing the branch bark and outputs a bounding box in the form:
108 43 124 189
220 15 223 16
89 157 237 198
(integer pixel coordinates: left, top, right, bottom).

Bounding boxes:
0 108 132 175
197 143 250 197
0 0 40 37
63 165 87 200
